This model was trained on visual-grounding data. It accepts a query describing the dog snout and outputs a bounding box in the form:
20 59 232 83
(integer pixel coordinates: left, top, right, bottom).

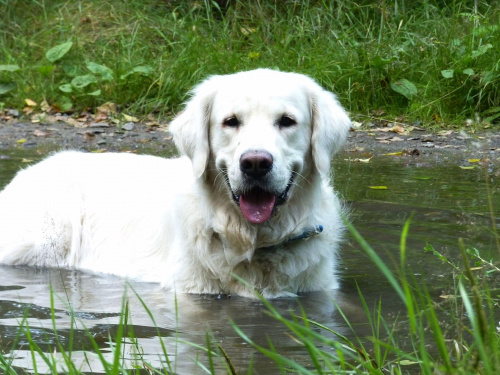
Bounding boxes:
240 150 273 178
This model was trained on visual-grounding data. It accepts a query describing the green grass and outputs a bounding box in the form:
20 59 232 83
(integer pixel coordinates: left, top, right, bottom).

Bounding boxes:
0 0 499 126
1 217 499 374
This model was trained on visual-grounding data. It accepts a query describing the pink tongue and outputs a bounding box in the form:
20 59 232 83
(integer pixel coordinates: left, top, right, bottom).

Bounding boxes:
239 189 276 224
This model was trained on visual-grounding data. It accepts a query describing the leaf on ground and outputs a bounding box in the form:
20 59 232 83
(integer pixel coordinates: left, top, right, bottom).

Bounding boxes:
62 117 86 128
459 166 475 170
391 124 406 134
97 102 118 115
437 130 453 136
390 136 404 142
40 100 51 112
383 151 403 156
21 158 33 163
33 129 47 137
368 186 388 190
345 157 372 163
25 98 37 107
17 138 27 144
468 159 480 163
123 114 139 122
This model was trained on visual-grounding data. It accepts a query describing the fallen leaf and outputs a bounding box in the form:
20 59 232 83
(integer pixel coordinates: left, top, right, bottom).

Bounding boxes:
33 129 47 137
40 100 51 112
61 117 86 128
25 98 37 107
391 124 405 134
375 127 392 132
368 186 388 190
345 146 365 152
383 151 403 156
164 135 173 141
21 158 33 163
437 130 453 136
440 294 456 299
459 166 475 170
389 136 404 142
351 121 363 129
97 102 118 115
345 158 372 163
23 107 34 115
468 159 481 163
17 138 27 144
123 114 139 122
30 113 45 123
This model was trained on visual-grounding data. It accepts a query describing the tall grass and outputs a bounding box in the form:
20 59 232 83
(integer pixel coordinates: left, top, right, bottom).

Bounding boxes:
0 0 499 125
1 217 499 374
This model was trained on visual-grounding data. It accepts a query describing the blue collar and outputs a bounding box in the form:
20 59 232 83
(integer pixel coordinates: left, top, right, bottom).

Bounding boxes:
259 225 323 251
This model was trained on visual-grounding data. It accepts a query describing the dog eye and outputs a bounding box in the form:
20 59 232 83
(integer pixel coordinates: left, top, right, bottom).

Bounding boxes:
278 115 297 128
223 116 240 128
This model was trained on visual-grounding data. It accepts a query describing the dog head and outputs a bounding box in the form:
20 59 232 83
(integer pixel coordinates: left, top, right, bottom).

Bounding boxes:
170 69 350 224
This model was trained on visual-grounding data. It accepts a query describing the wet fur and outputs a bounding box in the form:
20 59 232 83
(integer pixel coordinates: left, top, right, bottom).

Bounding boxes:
0 69 350 298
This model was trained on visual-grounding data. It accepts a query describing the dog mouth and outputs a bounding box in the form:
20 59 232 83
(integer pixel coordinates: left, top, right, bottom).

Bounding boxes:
230 175 294 224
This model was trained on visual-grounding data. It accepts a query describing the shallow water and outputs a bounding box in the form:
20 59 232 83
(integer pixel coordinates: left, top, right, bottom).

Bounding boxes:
0 148 498 373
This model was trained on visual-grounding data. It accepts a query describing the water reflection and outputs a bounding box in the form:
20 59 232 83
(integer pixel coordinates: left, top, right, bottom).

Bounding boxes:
0 148 498 373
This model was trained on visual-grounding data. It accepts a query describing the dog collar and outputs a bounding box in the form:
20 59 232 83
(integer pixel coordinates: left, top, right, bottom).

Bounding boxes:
259 225 323 251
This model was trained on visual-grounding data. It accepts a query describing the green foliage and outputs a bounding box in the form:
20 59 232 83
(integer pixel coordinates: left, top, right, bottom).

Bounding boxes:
0 0 499 124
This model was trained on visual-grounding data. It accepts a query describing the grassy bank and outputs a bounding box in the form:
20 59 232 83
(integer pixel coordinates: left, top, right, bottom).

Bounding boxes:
0 219 499 374
0 0 499 127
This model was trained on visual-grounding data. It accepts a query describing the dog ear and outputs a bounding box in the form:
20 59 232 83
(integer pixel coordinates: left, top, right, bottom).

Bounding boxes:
311 88 351 177
169 77 219 179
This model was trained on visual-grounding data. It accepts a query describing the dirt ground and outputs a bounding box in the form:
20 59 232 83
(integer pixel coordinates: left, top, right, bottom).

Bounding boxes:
1 120 499 161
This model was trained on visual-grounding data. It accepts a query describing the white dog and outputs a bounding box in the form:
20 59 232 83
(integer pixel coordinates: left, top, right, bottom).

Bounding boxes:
0 69 350 298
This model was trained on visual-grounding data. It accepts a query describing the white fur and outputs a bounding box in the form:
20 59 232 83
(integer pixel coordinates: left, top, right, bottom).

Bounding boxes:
0 69 350 298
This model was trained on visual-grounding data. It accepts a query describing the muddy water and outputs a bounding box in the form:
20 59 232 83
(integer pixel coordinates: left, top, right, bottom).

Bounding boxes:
0 148 498 374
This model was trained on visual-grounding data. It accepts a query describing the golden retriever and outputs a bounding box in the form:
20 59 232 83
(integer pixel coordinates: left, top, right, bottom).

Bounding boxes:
0 69 350 298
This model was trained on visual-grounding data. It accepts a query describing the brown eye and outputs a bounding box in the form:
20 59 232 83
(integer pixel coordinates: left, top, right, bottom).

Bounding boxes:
223 116 240 128
278 115 296 128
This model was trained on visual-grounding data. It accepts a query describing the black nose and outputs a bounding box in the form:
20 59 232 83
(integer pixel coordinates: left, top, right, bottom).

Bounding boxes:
240 150 273 178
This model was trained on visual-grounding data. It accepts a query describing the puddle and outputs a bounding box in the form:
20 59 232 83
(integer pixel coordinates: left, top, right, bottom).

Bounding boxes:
0 148 498 373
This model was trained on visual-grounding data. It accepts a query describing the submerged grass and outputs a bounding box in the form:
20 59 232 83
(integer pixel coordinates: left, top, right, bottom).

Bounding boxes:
0 0 499 126
0 216 499 374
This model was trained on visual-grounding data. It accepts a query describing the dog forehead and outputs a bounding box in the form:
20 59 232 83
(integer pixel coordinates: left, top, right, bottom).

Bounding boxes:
211 72 311 119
